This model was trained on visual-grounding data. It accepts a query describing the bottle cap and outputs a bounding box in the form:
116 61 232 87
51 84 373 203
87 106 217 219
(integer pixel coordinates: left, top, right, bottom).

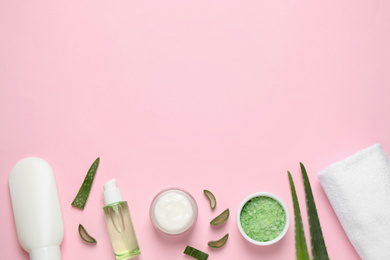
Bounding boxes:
30 245 61 260
103 179 123 206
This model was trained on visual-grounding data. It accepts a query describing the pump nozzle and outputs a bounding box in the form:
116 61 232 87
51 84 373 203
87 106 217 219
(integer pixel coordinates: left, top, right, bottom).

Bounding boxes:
103 179 123 206
104 179 117 191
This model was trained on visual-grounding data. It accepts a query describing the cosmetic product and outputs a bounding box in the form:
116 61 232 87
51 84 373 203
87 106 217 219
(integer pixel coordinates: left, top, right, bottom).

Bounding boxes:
103 179 140 260
237 192 289 246
9 157 64 260
150 188 197 235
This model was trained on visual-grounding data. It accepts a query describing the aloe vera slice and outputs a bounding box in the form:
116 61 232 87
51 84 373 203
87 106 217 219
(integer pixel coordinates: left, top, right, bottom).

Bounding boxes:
208 233 229 248
288 171 310 260
71 157 100 209
203 190 216 209
300 163 329 260
78 224 97 243
184 246 209 260
210 208 229 225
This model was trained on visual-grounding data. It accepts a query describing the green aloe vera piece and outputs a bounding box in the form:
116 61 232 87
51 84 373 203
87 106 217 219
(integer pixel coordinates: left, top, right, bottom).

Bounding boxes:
78 224 97 243
203 190 216 210
71 157 100 209
300 163 329 260
288 171 310 260
208 233 229 248
210 208 229 225
184 246 209 260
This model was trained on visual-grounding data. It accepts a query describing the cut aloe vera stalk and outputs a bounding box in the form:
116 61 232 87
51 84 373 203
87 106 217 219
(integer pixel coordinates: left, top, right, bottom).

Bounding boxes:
203 190 216 209
71 157 100 209
78 224 97 243
288 163 329 260
300 162 329 260
210 208 229 225
184 246 209 260
288 171 310 260
208 233 229 248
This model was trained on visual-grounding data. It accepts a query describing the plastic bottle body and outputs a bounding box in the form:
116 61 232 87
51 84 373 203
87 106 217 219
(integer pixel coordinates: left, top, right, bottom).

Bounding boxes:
9 157 64 260
104 201 140 260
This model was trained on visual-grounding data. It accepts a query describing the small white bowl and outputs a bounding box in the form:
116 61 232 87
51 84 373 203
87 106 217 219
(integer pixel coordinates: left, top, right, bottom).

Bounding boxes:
237 192 290 246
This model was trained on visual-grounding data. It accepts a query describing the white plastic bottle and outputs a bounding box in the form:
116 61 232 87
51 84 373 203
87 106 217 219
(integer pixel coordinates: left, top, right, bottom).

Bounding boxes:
9 157 64 260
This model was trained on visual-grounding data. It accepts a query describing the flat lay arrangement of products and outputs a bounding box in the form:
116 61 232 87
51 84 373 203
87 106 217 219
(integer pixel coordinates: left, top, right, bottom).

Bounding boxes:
8 143 390 260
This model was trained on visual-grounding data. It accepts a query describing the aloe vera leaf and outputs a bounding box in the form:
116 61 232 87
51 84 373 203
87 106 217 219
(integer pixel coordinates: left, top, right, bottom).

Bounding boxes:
78 224 97 243
203 190 217 209
71 157 100 209
208 233 229 248
210 208 229 225
288 171 310 260
184 246 209 260
300 163 329 260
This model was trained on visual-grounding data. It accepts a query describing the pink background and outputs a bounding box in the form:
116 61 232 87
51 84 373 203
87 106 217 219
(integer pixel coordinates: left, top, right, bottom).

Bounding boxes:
1 1 390 259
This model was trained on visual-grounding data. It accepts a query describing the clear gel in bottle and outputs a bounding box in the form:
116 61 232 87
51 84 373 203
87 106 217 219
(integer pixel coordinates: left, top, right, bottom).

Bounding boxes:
103 179 140 260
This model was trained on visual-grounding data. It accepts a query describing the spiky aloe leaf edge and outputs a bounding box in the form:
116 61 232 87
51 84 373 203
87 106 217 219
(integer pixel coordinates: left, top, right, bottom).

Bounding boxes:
300 163 329 260
288 171 310 260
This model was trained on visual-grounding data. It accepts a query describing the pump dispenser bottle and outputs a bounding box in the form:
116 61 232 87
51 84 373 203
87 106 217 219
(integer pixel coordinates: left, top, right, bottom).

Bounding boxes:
103 179 140 260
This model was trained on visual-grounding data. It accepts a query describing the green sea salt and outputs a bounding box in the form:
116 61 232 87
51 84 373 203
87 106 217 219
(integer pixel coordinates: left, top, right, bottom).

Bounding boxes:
240 196 286 242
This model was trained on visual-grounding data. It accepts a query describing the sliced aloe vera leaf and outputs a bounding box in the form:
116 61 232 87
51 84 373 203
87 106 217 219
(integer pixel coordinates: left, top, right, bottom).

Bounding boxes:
203 190 216 209
184 246 209 260
288 171 310 260
71 157 100 209
78 224 97 243
300 162 329 260
208 233 229 248
210 208 229 225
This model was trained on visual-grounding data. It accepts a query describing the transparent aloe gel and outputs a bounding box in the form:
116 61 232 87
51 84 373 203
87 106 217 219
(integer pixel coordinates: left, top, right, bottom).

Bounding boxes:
103 179 140 260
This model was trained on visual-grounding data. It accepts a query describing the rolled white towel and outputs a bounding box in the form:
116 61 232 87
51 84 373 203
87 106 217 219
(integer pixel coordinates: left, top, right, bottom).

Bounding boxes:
318 143 390 260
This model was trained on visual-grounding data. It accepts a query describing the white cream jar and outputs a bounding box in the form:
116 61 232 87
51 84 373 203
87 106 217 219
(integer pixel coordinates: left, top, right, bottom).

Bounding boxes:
150 188 198 235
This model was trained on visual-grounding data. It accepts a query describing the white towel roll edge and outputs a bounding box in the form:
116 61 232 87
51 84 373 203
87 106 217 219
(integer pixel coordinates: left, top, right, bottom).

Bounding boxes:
318 143 390 260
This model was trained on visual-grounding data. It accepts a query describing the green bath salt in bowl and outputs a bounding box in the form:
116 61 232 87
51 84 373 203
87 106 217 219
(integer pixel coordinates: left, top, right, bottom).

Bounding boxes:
237 192 289 246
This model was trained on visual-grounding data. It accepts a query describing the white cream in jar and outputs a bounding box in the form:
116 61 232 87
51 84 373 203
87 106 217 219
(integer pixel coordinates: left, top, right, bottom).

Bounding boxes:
150 188 197 235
